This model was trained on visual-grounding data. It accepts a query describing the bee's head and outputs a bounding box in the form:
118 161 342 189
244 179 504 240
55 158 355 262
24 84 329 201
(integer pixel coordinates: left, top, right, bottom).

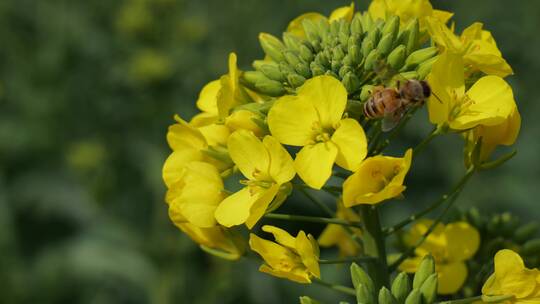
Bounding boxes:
420 81 431 99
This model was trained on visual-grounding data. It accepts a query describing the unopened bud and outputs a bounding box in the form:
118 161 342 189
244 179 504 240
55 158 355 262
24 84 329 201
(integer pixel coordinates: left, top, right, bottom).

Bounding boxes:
315 52 330 67
379 287 398 304
259 33 285 62
310 62 326 76
356 284 376 304
332 47 345 62
413 255 435 289
403 47 438 70
378 33 396 56
259 63 286 82
299 296 320 304
405 19 420 56
287 73 306 87
391 272 411 303
522 238 540 256
283 32 302 52
299 44 314 62
382 15 400 39
420 274 438 304
349 45 363 65
416 55 438 80
339 65 353 78
284 51 302 67
360 13 374 32
387 45 407 70
351 13 363 36
364 49 382 71
350 263 375 294
515 222 540 243
295 63 312 78
362 39 375 58
254 78 285 96
342 72 360 93
302 19 320 43
404 289 422 304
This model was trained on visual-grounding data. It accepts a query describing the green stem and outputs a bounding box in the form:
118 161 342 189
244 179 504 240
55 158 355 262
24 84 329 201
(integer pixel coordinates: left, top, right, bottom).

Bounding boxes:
436 296 483 304
389 168 475 271
383 168 475 235
312 278 356 296
319 256 376 264
264 213 362 228
413 126 440 156
359 205 390 289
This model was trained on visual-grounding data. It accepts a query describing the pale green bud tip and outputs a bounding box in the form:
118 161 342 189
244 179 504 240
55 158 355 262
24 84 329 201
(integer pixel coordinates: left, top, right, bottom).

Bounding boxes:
419 274 438 304
404 289 422 304
350 263 375 293
515 222 540 242
299 296 320 304
523 238 540 255
413 255 436 289
388 45 407 70
259 32 285 62
391 272 411 303
379 287 398 304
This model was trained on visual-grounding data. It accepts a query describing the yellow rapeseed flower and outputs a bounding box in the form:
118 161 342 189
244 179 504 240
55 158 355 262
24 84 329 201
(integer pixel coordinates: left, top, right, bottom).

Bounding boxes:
214 130 295 229
399 220 480 295
482 249 540 304
343 149 412 206
286 3 355 39
169 203 244 260
368 0 453 30
268 76 368 189
318 201 362 257
427 18 513 78
427 52 516 131
249 225 320 283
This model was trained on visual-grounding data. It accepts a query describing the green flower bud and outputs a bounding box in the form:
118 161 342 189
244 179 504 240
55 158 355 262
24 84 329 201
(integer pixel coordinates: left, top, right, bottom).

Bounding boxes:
416 55 438 80
299 296 321 304
299 44 314 62
346 99 363 117
400 71 419 80
310 62 326 76
362 39 375 58
413 255 435 289
325 70 339 79
466 208 486 228
382 15 400 40
360 85 375 102
343 54 353 66
259 63 286 82
331 59 343 73
366 26 381 49
379 287 398 304
252 60 267 70
259 33 285 62
351 13 363 36
315 52 330 67
287 73 306 87
295 63 312 78
387 45 407 71
391 272 411 303
317 19 330 41
377 33 396 56
419 274 438 304
364 49 382 71
333 46 345 62
403 47 438 70
404 289 422 304
339 32 350 49
349 45 363 65
330 20 340 37
522 238 540 256
242 71 270 89
356 284 376 304
284 51 302 68
342 72 361 93
254 78 286 96
515 222 540 243
302 19 320 43
279 61 294 75
283 32 302 52
339 65 353 78
360 13 374 33
405 19 420 56
351 263 375 294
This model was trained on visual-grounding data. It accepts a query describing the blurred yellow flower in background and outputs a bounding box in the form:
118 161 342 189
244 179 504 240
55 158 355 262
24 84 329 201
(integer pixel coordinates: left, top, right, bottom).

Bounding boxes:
368 0 452 30
268 76 367 189
250 225 320 283
318 201 362 257
286 3 355 39
399 220 480 294
343 149 412 206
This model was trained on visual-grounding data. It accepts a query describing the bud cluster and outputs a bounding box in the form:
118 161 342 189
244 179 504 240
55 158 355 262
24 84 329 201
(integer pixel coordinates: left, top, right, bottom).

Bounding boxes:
243 13 438 102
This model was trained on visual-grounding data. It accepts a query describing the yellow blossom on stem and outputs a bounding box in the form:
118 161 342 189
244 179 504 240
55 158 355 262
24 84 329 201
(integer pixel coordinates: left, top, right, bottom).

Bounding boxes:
249 225 320 283
368 0 453 30
482 249 540 304
318 201 362 257
168 204 244 260
214 130 295 229
427 18 513 78
343 149 412 206
399 220 480 295
427 52 516 131
268 76 368 189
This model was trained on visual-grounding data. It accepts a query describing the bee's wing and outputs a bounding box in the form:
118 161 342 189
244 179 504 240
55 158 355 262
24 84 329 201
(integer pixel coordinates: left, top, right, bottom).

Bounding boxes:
381 105 406 132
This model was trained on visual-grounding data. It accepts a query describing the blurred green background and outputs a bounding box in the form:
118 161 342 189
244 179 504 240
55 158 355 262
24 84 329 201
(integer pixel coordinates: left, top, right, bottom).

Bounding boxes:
0 0 538 303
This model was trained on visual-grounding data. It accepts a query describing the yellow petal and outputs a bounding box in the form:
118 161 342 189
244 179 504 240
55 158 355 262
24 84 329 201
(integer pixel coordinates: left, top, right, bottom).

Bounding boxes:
249 233 295 268
432 9 454 24
329 2 355 22
217 53 241 118
464 40 513 77
296 231 321 278
196 80 221 114
190 112 218 127
475 105 521 149
225 110 265 137
438 262 468 295
258 264 311 284
483 250 538 298
166 118 207 151
444 222 480 262
176 162 225 228
175 224 242 260
404 219 447 259
427 52 465 126
294 142 338 189
198 123 230 147
286 12 327 38
368 0 387 21
162 150 203 188
452 76 515 130
263 136 296 184
214 187 259 227
267 95 319 146
426 18 463 53
331 118 368 171
297 75 347 129
245 184 280 229
262 225 296 249
228 130 270 180
398 256 424 273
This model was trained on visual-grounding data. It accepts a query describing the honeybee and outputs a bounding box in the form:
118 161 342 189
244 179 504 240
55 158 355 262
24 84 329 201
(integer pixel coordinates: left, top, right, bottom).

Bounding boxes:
363 80 432 132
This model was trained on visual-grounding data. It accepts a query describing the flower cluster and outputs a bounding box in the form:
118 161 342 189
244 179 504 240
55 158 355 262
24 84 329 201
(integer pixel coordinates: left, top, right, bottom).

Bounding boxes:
161 0 529 303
